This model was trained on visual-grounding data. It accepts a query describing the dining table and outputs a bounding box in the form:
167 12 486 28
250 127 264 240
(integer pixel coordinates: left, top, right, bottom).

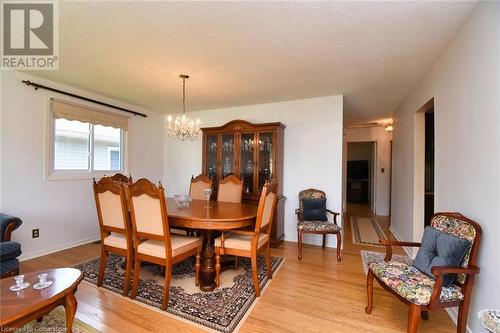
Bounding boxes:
166 198 258 292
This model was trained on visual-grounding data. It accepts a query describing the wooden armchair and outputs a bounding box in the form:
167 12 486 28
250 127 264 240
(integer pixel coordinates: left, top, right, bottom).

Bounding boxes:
365 212 482 333
295 188 342 261
217 175 243 203
214 179 278 296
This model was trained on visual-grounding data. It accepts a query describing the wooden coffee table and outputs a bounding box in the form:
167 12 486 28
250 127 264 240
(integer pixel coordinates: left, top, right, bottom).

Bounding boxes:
0 268 83 332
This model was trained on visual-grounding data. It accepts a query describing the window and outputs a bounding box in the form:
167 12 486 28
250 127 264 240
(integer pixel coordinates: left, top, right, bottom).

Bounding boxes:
47 99 128 179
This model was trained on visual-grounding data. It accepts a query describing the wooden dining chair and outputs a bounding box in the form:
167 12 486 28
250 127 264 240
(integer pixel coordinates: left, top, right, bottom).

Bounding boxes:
189 174 212 201
217 175 243 203
92 177 133 296
214 179 278 296
109 173 132 184
126 178 202 310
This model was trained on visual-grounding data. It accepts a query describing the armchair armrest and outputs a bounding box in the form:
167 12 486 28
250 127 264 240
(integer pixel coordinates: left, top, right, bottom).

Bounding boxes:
379 239 421 261
0 214 23 242
326 209 340 225
431 265 480 276
428 265 480 308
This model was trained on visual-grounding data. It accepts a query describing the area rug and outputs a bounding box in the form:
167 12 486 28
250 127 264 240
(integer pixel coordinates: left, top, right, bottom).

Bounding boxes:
350 216 387 246
360 250 413 274
21 307 100 333
74 254 284 333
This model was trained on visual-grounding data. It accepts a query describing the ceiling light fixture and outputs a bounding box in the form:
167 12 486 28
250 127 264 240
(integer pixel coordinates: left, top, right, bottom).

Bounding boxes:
166 74 201 141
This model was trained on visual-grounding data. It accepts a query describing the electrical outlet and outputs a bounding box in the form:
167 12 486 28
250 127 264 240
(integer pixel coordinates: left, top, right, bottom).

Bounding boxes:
32 229 39 238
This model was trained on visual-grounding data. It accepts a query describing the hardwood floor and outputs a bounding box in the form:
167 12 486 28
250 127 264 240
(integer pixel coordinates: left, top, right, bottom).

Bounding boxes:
19 204 456 332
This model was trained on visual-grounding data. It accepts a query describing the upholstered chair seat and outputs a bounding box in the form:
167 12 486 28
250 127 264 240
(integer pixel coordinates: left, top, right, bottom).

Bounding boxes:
103 233 128 249
215 233 269 251
369 261 464 305
297 221 341 233
138 236 202 258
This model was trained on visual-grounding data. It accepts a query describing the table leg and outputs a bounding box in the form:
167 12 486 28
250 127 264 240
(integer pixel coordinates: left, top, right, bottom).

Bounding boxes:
64 290 77 333
199 230 216 292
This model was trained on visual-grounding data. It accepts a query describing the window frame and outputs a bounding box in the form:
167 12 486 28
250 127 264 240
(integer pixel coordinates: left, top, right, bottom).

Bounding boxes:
44 98 129 181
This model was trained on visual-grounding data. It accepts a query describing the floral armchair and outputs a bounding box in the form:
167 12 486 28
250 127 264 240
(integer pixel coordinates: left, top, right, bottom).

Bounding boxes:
295 188 342 261
365 212 482 333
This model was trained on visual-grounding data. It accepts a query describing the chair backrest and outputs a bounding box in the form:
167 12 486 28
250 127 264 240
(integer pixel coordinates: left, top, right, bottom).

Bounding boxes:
217 175 243 203
93 177 131 245
297 188 326 220
189 174 212 201
254 179 278 234
109 173 132 184
430 212 482 284
125 178 172 258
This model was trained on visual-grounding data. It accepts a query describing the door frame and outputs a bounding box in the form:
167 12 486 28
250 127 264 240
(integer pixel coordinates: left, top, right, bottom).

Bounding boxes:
413 98 434 244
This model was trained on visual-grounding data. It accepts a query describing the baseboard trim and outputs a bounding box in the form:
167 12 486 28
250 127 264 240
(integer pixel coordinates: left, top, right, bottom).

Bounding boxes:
19 236 100 261
445 308 473 333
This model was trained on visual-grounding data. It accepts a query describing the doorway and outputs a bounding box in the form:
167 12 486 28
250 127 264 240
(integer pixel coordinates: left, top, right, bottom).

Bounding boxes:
424 106 435 226
413 97 435 242
346 142 376 213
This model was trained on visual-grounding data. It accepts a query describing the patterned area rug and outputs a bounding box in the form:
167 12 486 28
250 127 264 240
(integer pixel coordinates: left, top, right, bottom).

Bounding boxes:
21 307 100 332
74 254 284 333
360 250 413 274
350 216 387 246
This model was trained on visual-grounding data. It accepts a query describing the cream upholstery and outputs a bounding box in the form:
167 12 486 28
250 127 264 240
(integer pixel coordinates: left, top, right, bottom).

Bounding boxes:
190 180 211 201
214 233 269 251
103 232 128 249
218 181 243 203
132 194 164 236
260 192 276 229
98 191 126 229
138 235 202 259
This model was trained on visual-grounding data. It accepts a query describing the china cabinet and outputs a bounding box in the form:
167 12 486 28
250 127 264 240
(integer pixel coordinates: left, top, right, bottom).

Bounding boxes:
201 120 285 247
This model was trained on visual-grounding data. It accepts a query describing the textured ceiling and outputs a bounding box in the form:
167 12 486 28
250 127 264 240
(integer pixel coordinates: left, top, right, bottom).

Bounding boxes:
28 1 476 124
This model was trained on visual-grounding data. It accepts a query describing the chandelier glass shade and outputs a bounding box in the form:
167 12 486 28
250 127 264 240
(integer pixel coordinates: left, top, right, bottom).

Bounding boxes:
166 74 201 141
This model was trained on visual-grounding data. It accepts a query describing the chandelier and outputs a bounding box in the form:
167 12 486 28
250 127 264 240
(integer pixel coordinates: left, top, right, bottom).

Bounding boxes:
166 74 201 141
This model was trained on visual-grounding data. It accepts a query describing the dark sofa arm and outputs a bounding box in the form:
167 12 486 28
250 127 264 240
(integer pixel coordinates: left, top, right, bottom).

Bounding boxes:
0 214 23 242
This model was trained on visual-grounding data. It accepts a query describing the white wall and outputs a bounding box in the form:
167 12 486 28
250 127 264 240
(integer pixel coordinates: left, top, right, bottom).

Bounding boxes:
0 71 164 260
164 95 344 248
391 2 500 331
343 126 392 215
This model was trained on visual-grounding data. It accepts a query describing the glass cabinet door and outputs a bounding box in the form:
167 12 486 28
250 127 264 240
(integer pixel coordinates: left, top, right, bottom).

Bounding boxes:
221 133 236 178
240 133 255 195
205 134 218 183
258 132 274 191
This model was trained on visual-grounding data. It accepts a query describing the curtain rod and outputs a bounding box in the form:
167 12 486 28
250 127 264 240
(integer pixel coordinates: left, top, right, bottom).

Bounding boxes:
22 80 148 118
